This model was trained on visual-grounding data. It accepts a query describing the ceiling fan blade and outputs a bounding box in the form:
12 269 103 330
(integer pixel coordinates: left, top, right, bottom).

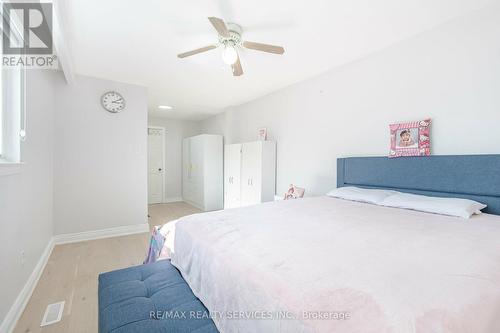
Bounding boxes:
243 41 285 54
208 17 230 38
232 53 243 76
177 45 217 58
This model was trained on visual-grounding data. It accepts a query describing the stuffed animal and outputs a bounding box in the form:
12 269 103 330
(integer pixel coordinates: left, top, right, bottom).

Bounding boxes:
284 184 305 200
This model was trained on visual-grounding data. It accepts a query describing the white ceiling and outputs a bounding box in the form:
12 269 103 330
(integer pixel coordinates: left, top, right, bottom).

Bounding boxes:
64 0 494 121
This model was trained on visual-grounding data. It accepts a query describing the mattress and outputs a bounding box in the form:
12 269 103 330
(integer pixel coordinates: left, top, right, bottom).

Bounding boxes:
166 197 500 333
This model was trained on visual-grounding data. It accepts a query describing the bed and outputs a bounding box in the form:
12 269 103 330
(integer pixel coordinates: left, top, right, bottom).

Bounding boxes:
163 155 500 333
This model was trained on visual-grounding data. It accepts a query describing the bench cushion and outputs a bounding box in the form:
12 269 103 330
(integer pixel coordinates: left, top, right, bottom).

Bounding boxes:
98 260 218 333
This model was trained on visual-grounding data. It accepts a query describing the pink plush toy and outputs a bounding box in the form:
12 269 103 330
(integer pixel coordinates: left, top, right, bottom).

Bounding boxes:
284 184 305 200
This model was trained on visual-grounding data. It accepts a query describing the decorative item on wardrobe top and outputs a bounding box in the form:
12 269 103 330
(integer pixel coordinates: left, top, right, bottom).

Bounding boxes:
258 128 267 141
224 140 276 209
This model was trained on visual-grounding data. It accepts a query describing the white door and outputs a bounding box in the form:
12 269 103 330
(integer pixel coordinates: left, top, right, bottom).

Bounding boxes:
240 142 262 207
224 144 242 209
148 127 165 204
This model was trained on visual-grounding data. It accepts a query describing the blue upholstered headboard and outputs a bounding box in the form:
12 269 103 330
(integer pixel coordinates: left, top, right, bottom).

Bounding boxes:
337 155 500 215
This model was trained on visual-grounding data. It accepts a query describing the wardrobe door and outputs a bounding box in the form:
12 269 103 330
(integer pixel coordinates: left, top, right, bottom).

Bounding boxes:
182 138 192 202
240 142 262 207
189 135 204 207
260 141 277 203
224 144 242 209
203 135 224 211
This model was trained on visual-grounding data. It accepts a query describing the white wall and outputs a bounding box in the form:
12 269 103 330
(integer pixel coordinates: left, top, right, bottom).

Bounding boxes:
148 117 200 202
0 70 60 324
0 72 149 329
201 5 500 197
53 75 148 234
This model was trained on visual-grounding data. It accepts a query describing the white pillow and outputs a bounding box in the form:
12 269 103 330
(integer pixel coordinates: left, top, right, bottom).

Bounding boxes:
326 186 397 205
380 192 487 219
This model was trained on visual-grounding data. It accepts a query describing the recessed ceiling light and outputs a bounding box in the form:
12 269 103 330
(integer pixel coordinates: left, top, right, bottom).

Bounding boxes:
158 105 173 110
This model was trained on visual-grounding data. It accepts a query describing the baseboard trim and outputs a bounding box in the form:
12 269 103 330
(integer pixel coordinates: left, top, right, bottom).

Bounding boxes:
53 223 150 245
0 223 150 333
182 199 204 211
0 238 55 333
164 197 183 203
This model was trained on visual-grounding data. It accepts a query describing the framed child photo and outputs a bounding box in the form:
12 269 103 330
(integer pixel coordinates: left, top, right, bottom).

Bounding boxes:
258 127 267 141
389 119 431 158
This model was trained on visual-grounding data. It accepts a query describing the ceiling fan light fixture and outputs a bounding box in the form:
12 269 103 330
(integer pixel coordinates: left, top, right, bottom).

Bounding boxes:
221 45 238 65
177 17 285 76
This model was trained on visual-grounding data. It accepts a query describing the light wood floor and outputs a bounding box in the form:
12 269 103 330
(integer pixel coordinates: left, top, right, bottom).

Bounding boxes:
14 201 200 333
148 201 201 229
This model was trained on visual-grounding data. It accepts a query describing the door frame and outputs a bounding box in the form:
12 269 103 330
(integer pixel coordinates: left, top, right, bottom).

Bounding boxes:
148 126 166 204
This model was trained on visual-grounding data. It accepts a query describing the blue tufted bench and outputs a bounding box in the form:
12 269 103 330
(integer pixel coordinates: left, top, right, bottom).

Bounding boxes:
98 260 218 333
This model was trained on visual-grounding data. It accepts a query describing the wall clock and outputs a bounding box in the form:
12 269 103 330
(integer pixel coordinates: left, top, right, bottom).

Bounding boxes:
101 91 125 113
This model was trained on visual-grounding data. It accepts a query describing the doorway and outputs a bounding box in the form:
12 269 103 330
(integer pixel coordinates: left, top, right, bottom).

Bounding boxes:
148 127 165 204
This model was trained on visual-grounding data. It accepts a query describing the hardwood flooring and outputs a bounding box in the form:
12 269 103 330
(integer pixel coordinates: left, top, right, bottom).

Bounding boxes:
13 202 200 333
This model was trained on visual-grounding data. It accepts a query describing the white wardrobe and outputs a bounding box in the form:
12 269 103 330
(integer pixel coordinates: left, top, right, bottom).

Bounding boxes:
183 134 224 211
224 141 276 209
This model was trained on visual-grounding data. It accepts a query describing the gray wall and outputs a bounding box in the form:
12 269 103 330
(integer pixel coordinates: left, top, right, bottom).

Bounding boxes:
201 5 500 196
0 70 59 323
53 75 148 234
0 72 149 327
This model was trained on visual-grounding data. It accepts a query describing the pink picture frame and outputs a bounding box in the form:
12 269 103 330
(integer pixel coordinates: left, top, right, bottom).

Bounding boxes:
258 127 267 141
389 119 431 158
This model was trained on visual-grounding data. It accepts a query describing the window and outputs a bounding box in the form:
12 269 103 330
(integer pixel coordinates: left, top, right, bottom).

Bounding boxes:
0 8 26 168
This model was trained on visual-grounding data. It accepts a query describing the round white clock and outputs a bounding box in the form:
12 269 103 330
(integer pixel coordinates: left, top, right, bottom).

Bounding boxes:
101 91 125 113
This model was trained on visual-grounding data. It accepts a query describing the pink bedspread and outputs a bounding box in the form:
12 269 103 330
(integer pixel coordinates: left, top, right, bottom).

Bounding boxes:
164 197 500 332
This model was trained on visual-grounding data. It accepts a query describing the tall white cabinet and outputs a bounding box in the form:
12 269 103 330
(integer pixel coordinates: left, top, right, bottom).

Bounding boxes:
224 141 276 209
183 134 223 211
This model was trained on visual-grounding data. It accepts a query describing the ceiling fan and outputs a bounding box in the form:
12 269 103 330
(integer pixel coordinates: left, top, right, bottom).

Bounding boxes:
177 17 285 77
